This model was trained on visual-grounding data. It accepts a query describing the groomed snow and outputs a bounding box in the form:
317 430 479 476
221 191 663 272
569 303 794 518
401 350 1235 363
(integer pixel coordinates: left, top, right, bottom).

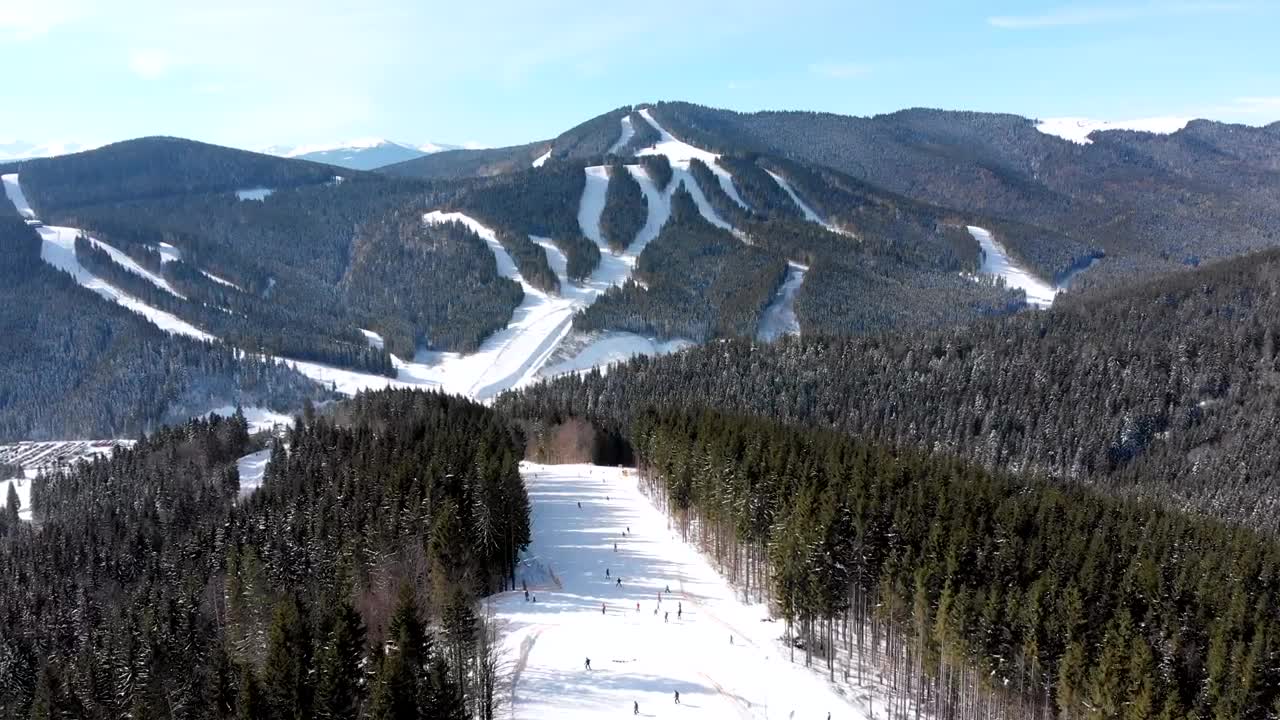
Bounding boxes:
37 225 215 340
497 463 878 720
201 269 243 291
235 187 274 201
2 173 35 219
532 149 552 168
359 328 385 350
235 448 272 497
156 241 182 264
606 115 636 155
1035 116 1191 145
756 262 808 342
635 108 751 216
967 226 1058 308
541 333 692 379
205 406 294 435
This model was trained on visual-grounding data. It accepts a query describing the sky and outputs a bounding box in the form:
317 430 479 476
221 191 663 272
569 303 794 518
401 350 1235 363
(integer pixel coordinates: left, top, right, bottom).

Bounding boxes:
0 0 1277 150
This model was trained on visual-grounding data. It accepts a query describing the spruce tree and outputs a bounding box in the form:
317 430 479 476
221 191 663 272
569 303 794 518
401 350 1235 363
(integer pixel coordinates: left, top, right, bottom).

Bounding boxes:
314 599 367 720
261 597 312 720
5 481 20 525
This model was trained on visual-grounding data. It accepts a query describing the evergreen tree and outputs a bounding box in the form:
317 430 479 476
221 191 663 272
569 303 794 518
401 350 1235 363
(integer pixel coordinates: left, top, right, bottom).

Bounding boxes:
261 597 312 720
314 599 367 720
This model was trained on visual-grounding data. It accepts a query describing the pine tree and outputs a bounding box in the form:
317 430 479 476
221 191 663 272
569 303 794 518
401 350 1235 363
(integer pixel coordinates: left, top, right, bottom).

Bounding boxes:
5 481 20 525
237 666 267 720
261 597 312 720
314 599 367 720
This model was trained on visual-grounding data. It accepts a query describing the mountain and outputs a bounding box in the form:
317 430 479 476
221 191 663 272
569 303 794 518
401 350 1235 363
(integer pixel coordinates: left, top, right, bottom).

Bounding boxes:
262 138 466 170
381 139 552 179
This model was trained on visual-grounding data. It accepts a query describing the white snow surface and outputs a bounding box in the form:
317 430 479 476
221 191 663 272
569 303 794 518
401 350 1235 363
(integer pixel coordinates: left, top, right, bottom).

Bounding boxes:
235 187 274 201
532 149 552 168
634 109 751 224
766 170 824 225
201 269 242 291
156 241 181 264
967 226 1058 308
36 225 215 340
542 333 692 379
497 463 876 720
205 406 294 435
606 115 635 155
2 173 35 219
1035 116 1191 144
235 449 272 497
360 328 386 350
756 262 808 342
0 472 34 522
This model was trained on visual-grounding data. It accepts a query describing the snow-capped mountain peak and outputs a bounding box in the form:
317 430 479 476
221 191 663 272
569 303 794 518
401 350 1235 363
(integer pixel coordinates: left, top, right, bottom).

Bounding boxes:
1034 116 1191 144
260 138 467 170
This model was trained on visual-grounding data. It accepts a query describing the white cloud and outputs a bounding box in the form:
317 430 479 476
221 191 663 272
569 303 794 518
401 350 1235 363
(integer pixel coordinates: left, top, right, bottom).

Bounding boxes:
808 62 870 79
988 2 1251 29
0 0 88 38
127 48 173 79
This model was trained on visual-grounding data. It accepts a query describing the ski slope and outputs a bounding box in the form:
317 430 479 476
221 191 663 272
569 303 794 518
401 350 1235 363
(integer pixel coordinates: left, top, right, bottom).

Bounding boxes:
37 225 215 340
756 262 808 342
1 173 35 219
633 110 748 233
607 115 635 155
235 187 274 201
236 448 272 497
0 472 34 522
533 149 552 168
497 463 874 720
205 406 293 434
967 226 1058 308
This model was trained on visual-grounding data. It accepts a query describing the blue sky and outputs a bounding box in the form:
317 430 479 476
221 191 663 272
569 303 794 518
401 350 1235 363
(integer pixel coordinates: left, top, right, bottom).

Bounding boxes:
1 0 1276 149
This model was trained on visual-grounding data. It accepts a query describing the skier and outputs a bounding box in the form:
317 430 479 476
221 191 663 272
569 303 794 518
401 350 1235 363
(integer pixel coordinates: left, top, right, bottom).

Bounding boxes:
729 634 733 645
532 595 537 602
674 690 680 704
665 584 670 593
614 542 618 552
677 605 682 620
664 612 668 623
616 577 622 588
627 526 631 533
606 568 610 578
602 603 607 615
585 657 591 670
636 602 640 612
577 501 582 509
524 589 529 601
634 701 639 715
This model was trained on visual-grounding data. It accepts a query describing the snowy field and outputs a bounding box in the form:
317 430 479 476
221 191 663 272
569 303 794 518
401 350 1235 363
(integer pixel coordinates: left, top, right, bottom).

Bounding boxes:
756 262 808 342
967 226 1059 308
235 187 274 201
496 463 876 720
1035 116 1190 144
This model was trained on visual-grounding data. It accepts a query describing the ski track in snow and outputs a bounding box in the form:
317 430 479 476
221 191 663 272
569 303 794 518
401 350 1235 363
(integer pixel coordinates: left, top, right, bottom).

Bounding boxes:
756 262 808 342
497 463 881 720
607 115 635 155
967 226 1059 308
634 109 750 230
2 173 35 219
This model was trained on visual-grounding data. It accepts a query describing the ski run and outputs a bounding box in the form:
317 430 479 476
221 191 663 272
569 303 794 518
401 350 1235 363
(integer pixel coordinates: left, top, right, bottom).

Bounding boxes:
497 462 880 720
756 262 808 342
966 226 1059 308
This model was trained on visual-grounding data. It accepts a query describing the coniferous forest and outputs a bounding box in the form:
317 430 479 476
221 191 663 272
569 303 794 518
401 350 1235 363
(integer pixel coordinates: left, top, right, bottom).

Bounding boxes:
0 391 529 719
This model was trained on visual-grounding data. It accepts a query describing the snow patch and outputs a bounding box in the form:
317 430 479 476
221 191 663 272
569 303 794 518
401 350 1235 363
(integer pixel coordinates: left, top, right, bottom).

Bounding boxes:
578 165 611 247
967 226 1058 308
0 475 32 522
499 462 889 720
359 328 385 350
1035 116 1191 144
37 225 214 340
532 149 552 168
756 262 808 342
235 187 274 201
156 241 181 264
205 406 294 435
606 115 635 155
541 332 692 379
200 269 242 291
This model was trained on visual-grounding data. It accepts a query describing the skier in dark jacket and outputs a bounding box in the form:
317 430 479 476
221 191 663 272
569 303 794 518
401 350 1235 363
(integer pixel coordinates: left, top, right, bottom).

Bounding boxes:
633 700 639 715
674 690 680 704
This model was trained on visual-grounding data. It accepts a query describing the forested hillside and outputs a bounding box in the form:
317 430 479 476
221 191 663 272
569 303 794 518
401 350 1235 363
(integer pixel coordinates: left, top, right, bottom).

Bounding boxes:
380 141 551 180
11 137 344 213
0 391 529 718
0 215 327 442
631 409 1280 720
505 247 1280 532
648 102 1280 287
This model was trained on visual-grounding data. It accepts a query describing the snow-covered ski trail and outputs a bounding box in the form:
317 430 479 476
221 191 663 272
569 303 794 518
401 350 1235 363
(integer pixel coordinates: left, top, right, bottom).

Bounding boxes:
532 148 552 167
966 226 1059 308
607 115 636 155
756 262 807 342
495 463 878 720
2 173 35 219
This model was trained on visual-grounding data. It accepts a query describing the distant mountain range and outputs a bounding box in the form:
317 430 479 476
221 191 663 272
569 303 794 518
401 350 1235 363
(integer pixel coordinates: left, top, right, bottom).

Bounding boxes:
0 140 101 161
259 138 473 170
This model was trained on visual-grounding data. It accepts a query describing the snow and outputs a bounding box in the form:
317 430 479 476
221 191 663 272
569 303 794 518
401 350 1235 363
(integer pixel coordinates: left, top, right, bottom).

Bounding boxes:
73 231 186 299
0 473 34 522
156 241 181 264
541 333 692 379
532 149 552 168
235 448 272 497
497 462 877 720
607 115 636 155
360 328 385 350
578 166 611 246
200 269 242 291
205 406 294 435
2 173 35 219
635 108 751 215
756 262 808 342
36 225 215 340
235 187 274 201
1035 116 1191 144
967 226 1058 308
